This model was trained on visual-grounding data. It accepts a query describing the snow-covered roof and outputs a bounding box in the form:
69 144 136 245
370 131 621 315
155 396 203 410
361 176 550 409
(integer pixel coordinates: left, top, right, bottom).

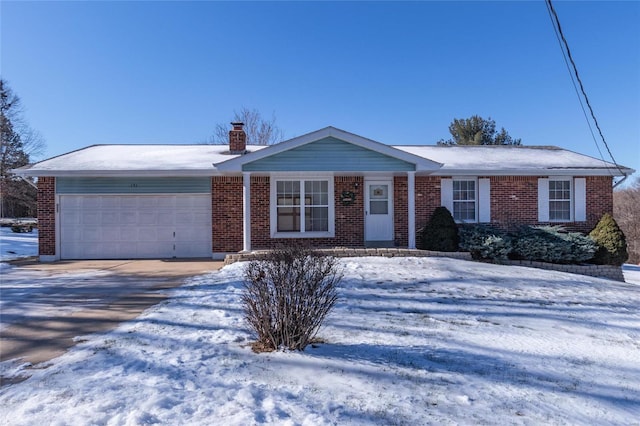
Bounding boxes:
13 144 268 177
13 138 633 177
395 145 632 176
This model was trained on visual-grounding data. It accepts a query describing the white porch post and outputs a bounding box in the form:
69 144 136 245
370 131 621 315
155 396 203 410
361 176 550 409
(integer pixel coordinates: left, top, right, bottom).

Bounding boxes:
242 172 251 252
407 171 416 249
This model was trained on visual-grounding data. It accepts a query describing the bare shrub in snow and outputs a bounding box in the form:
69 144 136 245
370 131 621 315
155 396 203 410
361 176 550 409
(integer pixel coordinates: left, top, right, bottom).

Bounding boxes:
242 245 341 352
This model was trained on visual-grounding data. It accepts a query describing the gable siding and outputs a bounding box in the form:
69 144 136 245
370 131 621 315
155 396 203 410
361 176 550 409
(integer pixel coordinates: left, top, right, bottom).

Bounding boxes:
57 177 211 194
242 137 415 172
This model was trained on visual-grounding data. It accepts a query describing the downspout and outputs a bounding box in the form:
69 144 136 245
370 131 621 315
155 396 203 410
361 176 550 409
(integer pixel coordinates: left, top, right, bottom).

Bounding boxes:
613 174 628 189
19 175 38 190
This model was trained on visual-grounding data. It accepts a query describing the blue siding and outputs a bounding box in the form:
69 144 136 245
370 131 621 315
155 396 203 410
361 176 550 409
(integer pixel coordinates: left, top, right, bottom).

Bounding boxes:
57 177 211 194
242 137 415 172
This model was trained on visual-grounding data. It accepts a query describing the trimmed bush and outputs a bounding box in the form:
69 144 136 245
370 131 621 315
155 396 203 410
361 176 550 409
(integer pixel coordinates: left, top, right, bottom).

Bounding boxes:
511 226 597 264
459 225 512 260
418 207 459 252
242 245 342 352
589 213 628 266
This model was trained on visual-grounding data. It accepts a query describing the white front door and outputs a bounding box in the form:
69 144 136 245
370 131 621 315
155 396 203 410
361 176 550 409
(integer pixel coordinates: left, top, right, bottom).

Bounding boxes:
365 180 394 242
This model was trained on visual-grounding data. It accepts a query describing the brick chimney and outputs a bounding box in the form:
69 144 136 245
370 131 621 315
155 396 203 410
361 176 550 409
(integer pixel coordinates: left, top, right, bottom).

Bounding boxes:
229 122 247 154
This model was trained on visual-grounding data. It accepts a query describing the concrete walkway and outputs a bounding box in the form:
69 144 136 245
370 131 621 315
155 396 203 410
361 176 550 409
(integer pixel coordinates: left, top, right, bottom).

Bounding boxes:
0 259 222 383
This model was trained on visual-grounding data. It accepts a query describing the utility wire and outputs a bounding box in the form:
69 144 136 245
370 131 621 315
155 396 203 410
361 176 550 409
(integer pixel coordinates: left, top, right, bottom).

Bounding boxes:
544 0 606 168
544 0 626 177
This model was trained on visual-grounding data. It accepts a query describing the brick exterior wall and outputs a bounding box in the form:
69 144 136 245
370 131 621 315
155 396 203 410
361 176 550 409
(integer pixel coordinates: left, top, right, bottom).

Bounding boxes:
37 177 56 256
393 176 408 247
489 175 611 233
211 176 243 252
489 176 539 229
251 176 365 250
415 176 442 231
210 174 613 254
584 176 613 232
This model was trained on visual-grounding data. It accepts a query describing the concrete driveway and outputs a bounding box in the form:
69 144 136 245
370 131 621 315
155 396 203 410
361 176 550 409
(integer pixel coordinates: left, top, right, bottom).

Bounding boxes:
0 259 223 379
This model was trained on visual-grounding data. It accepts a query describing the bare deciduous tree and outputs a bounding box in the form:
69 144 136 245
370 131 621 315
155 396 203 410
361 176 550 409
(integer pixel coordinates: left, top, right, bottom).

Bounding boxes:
1 79 44 218
613 177 640 264
207 107 284 146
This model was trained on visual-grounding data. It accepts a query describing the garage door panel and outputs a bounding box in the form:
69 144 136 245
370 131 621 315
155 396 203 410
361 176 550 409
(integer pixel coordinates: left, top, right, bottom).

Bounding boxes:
101 211 120 225
60 195 211 259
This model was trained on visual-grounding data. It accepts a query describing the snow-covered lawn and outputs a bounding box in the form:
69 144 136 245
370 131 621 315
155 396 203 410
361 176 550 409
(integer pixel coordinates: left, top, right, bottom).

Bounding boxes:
0 227 38 263
1 257 639 425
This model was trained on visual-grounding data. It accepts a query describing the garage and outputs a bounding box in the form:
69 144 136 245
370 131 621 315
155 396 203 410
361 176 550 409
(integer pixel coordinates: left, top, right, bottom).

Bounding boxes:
55 177 212 260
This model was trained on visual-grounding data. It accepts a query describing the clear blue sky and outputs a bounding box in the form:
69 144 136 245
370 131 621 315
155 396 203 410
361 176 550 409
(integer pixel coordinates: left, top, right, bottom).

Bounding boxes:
2 1 639 182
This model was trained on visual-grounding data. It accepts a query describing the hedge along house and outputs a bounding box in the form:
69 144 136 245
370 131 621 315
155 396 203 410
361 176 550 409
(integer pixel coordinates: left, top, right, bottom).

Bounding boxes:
13 124 634 261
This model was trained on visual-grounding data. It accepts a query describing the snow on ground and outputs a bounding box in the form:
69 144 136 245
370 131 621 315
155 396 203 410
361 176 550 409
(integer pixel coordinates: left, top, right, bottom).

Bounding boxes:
0 227 38 264
1 257 639 425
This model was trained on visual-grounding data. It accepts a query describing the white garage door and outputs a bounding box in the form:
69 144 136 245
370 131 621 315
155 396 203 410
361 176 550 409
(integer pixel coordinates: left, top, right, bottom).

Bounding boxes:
60 195 211 259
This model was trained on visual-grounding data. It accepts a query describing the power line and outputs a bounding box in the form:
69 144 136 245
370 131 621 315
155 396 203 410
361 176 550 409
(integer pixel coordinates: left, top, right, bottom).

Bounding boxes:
544 0 626 177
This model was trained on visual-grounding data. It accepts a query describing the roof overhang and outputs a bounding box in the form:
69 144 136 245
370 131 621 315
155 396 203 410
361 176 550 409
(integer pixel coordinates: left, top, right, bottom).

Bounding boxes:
429 167 635 177
10 168 219 178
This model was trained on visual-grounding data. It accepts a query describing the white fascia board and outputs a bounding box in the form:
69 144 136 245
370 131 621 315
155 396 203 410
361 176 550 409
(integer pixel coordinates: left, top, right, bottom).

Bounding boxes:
215 126 443 172
11 169 221 178
429 168 633 177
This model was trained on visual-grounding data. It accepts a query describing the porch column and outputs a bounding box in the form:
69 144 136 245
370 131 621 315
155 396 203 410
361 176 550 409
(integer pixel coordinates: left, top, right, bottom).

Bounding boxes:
242 172 251 252
407 171 416 249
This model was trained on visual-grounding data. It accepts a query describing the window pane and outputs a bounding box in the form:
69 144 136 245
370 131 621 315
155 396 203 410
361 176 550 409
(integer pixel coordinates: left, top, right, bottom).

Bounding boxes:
305 207 328 231
277 207 300 232
277 180 300 207
276 179 330 233
549 201 570 221
453 180 476 221
454 201 475 221
370 200 388 215
370 185 388 200
549 180 571 221
305 180 328 205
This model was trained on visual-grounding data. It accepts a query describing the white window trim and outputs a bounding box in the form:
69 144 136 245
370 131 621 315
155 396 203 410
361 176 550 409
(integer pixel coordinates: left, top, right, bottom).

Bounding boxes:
548 177 573 223
270 175 335 239
452 177 478 224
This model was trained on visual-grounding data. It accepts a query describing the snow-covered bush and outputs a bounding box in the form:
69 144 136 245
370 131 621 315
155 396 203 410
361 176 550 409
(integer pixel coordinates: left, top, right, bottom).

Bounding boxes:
511 226 597 264
418 206 459 252
459 225 512 260
242 245 342 352
589 213 628 266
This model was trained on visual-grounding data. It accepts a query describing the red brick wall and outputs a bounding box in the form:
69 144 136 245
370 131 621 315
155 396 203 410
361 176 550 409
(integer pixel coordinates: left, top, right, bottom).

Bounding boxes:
212 176 243 252
489 176 539 229
37 177 56 256
489 175 611 233
394 176 408 247
251 176 364 250
250 176 271 248
211 174 613 253
415 176 441 231
583 175 613 232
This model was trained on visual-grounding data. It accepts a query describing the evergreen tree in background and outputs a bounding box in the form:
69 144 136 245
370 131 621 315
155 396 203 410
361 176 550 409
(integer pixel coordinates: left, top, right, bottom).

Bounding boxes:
438 115 521 145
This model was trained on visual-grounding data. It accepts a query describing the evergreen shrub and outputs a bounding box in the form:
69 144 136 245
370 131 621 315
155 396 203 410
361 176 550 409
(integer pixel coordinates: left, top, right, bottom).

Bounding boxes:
511 226 596 264
459 225 512 260
418 207 459 252
589 213 628 266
